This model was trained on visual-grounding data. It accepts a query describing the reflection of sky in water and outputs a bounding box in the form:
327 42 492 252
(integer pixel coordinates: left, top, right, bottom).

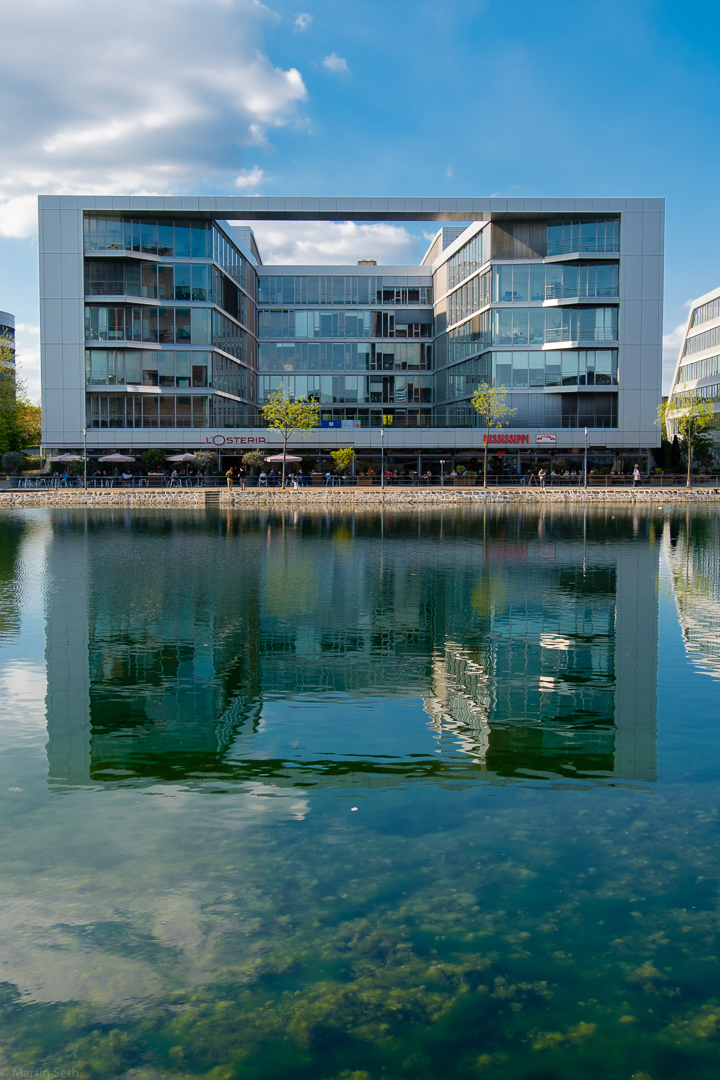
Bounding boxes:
0 507 718 1079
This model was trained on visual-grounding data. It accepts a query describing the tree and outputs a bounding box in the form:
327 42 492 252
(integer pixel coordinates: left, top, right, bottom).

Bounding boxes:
0 355 40 455
471 383 517 489
242 450 267 474
331 448 355 475
658 395 716 487
261 389 319 487
141 449 167 471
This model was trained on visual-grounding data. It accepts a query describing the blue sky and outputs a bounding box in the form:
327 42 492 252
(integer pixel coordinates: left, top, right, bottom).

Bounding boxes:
0 0 718 397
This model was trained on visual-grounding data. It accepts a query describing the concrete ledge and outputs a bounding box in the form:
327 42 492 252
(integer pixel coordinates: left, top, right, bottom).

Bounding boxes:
0 487 719 509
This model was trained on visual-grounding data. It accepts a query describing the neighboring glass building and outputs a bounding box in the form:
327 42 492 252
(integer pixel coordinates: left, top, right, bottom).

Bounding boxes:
666 284 720 456
0 310 15 377
38 197 664 461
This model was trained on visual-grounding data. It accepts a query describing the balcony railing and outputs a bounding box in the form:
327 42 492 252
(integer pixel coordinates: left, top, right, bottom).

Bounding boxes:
544 328 618 343
546 239 620 256
544 284 619 300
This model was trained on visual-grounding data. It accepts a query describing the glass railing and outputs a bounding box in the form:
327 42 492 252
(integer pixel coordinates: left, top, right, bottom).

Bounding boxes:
546 239 620 256
544 327 618 343
544 284 619 300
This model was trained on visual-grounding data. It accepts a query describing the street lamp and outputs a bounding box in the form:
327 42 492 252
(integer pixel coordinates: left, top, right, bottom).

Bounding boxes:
440 459 445 487
83 427 87 489
380 428 385 489
584 426 588 489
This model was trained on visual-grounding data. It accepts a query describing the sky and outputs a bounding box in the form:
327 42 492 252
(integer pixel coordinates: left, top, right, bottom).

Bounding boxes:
1 0 719 400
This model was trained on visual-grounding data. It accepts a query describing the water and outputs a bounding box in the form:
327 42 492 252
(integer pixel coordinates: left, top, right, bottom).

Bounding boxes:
0 505 718 1080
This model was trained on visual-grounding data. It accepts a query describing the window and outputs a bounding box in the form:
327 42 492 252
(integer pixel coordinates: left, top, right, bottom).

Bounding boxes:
447 229 488 289
256 276 432 306
684 325 720 357
439 350 618 399
546 219 620 256
690 297 720 328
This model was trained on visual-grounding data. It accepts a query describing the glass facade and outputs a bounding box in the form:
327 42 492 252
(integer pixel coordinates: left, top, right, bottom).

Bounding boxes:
73 211 639 437
85 392 252 429
258 276 432 306
494 262 619 303
439 350 618 398
683 325 720 357
258 374 433 405
0 315 14 371
446 228 488 289
447 307 617 361
83 213 256 425
676 353 720 385
546 220 620 256
689 298 720 328
447 271 491 325
258 310 431 339
258 342 431 372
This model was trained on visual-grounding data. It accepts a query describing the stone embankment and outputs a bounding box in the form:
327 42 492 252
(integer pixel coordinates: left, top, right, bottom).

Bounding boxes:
0 486 719 509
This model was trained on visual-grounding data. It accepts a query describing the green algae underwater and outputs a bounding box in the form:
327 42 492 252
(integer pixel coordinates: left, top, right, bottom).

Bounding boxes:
0 505 718 1080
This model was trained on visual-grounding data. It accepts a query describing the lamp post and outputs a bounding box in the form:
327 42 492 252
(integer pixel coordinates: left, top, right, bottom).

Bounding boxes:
83 427 87 489
380 428 385 489
440 459 445 487
584 426 588 489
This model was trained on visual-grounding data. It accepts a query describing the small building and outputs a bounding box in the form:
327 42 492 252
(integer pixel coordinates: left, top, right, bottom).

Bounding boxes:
666 284 720 457
0 310 15 377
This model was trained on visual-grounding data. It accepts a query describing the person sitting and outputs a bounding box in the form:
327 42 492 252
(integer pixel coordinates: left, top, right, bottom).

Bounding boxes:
258 470 267 487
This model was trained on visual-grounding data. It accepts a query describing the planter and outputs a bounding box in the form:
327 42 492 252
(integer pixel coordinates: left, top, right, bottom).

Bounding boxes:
311 473 324 486
454 477 475 486
357 476 375 486
147 473 165 488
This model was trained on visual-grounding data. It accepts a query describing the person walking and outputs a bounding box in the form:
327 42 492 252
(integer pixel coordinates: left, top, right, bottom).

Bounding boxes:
538 467 546 491
633 464 641 488
237 466 246 491
225 466 235 489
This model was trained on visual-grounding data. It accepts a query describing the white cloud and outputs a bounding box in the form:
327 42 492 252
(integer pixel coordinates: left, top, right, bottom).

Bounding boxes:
240 221 422 265
0 0 307 238
15 323 40 402
235 166 267 190
294 12 312 30
322 52 349 73
663 321 687 394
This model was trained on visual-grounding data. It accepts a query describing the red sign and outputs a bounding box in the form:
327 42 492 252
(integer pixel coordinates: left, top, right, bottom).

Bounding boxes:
204 435 267 446
483 433 529 445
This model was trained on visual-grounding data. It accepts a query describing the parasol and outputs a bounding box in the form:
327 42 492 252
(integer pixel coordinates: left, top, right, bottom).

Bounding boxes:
265 453 302 463
166 453 198 463
98 453 135 462
49 454 83 462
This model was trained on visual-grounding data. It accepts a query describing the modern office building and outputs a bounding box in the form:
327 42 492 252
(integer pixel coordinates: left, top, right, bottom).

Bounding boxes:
38 196 664 468
666 283 720 454
0 309 15 375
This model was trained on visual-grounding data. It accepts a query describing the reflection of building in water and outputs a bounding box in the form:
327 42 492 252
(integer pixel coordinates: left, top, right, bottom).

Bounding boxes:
425 537 658 781
666 516 720 680
45 510 659 787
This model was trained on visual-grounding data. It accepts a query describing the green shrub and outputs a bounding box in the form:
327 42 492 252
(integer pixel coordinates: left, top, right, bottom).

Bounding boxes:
1 451 24 474
141 449 167 470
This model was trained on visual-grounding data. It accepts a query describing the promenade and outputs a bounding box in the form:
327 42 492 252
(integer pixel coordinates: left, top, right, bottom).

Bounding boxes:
0 485 718 508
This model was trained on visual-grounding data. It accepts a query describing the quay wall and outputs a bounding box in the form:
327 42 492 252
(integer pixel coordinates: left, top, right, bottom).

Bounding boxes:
0 487 719 509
